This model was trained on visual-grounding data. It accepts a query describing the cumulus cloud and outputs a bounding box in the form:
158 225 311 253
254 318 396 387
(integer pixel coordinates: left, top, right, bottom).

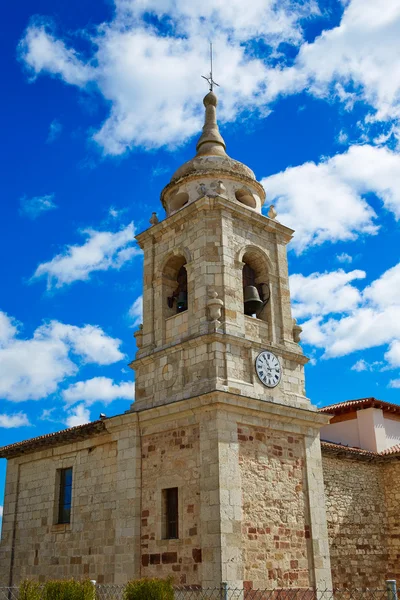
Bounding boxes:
17 0 400 153
0 412 30 428
262 145 400 252
290 269 366 319
17 1 318 154
63 376 134 406
19 194 57 219
128 296 143 327
336 253 353 264
294 263 400 368
293 0 400 130
0 311 124 402
32 222 139 288
19 22 93 86
389 379 400 389
66 404 91 428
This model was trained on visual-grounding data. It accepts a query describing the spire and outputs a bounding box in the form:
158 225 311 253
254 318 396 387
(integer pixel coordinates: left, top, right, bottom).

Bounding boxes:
195 91 227 157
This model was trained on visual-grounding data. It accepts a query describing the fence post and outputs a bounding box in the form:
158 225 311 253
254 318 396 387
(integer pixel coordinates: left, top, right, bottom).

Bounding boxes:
221 582 228 600
386 580 397 600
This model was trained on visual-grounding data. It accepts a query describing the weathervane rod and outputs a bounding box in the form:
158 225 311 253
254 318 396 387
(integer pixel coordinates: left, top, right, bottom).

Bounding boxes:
202 41 219 92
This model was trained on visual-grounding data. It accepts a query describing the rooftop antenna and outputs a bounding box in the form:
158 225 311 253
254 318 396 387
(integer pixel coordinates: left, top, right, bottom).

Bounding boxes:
202 42 219 92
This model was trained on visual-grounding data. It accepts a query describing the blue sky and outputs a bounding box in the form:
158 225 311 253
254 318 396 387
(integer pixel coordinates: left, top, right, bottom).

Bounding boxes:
1 0 400 519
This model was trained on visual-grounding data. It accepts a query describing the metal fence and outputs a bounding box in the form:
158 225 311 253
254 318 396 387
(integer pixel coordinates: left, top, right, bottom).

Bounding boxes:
0 584 396 600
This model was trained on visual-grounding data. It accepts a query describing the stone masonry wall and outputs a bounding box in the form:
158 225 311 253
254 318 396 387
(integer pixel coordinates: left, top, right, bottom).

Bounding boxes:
140 425 202 585
239 424 312 589
383 460 400 581
0 438 119 584
322 455 388 588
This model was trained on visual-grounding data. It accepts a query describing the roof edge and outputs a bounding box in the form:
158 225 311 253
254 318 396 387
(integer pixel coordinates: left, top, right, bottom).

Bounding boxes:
0 420 107 459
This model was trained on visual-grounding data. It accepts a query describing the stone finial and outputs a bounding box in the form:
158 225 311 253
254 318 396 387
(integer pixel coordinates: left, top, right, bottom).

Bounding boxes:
134 323 143 348
196 92 227 157
149 212 159 226
207 289 224 323
293 319 302 343
268 204 277 220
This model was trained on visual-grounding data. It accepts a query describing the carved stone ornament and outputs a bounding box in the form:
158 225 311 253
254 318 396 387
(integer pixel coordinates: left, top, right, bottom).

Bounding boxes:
134 323 143 348
207 289 224 323
268 204 277 220
149 212 159 226
209 179 227 198
293 318 302 343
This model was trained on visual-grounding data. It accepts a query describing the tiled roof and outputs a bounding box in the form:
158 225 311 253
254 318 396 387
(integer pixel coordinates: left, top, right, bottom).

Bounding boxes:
318 397 400 415
0 420 107 459
320 441 379 458
321 440 400 459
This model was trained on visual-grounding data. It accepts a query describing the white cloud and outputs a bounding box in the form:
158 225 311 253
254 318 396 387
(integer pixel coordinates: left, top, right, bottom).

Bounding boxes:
66 404 91 428
263 144 400 252
0 311 124 402
47 119 62 143
293 0 400 131
351 359 383 372
351 359 368 372
19 22 93 86
389 379 400 389
63 376 134 406
290 269 366 319
0 412 30 428
128 296 143 327
32 222 139 288
385 341 400 369
19 194 57 219
296 263 400 366
336 253 353 264
17 2 318 154
17 0 400 154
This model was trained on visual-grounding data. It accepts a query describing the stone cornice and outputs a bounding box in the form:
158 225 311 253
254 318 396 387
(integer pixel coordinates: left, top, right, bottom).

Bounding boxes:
130 330 308 368
136 195 294 249
127 391 329 430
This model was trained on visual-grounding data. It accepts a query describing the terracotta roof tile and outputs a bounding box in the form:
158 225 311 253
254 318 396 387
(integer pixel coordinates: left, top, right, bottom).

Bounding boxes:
318 397 400 415
321 440 379 458
0 420 107 459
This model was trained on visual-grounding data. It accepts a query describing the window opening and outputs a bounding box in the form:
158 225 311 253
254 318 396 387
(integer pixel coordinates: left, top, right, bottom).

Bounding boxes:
167 265 188 313
58 467 73 524
242 263 269 317
163 487 179 539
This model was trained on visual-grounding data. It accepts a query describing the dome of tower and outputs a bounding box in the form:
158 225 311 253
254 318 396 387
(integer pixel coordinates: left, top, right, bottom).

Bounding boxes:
161 89 266 215
170 91 256 184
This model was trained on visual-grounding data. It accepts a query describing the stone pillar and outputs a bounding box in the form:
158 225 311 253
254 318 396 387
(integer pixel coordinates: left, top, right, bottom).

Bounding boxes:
110 417 142 583
304 433 332 590
199 405 243 588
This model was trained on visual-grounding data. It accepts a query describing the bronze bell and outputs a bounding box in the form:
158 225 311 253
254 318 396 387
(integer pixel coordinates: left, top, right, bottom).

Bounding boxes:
244 285 264 316
177 291 188 313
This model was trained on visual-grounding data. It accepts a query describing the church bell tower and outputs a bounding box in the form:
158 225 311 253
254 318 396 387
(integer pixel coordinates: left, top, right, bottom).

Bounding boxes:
130 90 309 413
128 90 332 590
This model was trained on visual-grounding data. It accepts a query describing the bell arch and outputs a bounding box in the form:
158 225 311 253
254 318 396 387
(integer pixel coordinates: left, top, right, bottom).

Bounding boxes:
238 246 273 326
162 253 189 318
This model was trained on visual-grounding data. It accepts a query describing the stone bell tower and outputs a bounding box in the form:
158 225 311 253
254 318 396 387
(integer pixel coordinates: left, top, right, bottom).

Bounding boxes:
129 91 332 590
130 91 309 413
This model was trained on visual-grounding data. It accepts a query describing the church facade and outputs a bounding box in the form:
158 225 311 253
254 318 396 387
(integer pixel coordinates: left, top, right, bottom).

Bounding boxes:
0 91 399 591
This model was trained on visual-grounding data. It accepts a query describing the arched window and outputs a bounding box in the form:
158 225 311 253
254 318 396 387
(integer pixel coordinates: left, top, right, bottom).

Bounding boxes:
163 255 188 317
242 250 270 322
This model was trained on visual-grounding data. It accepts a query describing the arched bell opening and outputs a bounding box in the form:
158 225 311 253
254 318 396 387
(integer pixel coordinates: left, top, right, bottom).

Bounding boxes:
163 255 188 318
242 251 270 323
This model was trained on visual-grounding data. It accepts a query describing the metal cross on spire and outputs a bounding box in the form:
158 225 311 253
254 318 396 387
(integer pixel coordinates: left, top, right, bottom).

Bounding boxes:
202 42 220 92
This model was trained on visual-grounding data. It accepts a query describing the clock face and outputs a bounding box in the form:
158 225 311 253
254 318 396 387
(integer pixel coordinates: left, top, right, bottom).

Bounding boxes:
255 351 281 388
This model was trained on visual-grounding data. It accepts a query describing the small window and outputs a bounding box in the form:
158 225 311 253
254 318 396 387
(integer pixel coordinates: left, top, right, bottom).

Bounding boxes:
58 467 73 524
162 487 179 539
